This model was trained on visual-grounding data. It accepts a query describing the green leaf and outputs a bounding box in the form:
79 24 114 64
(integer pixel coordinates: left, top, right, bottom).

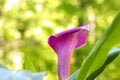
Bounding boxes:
68 48 120 80
0 64 46 80
68 69 79 80
0 64 8 69
86 48 120 80
76 11 120 80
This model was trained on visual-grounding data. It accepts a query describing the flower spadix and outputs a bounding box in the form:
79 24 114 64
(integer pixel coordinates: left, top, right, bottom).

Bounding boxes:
48 25 89 80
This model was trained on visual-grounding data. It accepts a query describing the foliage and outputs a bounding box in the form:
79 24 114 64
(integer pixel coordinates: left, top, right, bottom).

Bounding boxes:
0 64 45 80
87 48 120 80
68 48 120 80
76 11 120 80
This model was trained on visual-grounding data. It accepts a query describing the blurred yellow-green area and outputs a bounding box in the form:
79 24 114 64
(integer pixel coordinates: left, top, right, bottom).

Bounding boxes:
0 0 120 80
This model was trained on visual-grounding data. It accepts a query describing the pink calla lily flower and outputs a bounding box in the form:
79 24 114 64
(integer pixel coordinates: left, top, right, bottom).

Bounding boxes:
48 25 89 80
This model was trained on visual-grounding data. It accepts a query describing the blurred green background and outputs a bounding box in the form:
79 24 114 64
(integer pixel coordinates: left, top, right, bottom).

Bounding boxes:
0 0 120 80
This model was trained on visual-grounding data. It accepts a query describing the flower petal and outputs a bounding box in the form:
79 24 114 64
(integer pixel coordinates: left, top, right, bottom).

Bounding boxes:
48 25 89 80
48 25 89 53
